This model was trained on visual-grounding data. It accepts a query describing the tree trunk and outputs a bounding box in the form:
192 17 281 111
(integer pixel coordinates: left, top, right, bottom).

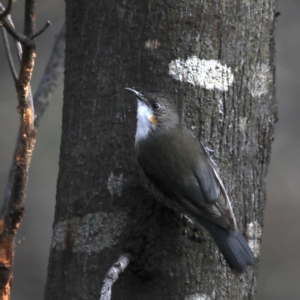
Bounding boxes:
44 1 277 299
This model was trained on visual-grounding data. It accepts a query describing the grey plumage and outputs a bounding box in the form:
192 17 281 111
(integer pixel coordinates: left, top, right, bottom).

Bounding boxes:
125 88 255 274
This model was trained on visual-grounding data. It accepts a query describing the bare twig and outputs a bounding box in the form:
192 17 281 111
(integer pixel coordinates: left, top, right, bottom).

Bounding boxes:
7 15 23 62
0 0 12 20
0 2 64 297
0 5 30 218
0 26 18 82
0 2 34 47
1 21 65 215
1 25 65 213
32 20 51 39
0 2 30 217
99 253 133 300
3 0 37 233
34 23 65 125
1 18 34 46
22 0 36 116
0 0 37 298
0 11 23 61
0 4 19 83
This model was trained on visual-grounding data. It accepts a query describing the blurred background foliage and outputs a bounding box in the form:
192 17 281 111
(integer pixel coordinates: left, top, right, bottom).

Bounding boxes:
0 1 298 299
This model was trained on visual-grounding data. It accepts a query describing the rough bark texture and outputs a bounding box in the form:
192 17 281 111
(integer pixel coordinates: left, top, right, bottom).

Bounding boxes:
44 1 277 299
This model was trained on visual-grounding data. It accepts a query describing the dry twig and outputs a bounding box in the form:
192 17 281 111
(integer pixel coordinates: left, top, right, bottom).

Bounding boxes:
0 0 12 21
0 25 18 82
99 253 133 300
0 2 37 298
0 2 63 299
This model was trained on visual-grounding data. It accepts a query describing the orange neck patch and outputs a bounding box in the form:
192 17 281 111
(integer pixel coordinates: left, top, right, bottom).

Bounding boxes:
149 115 157 124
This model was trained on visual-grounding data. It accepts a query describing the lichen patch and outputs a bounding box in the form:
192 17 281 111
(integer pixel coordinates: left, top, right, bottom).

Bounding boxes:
246 220 262 257
107 172 124 197
51 212 128 252
185 294 211 300
168 56 234 91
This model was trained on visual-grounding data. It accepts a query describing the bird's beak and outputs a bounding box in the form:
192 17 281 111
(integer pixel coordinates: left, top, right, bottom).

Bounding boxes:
124 87 145 102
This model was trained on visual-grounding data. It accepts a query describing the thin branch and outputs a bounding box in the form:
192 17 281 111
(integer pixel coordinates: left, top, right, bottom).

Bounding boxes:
15 36 22 61
0 0 12 20
1 18 34 46
0 0 37 297
5 11 33 121
99 253 133 300
0 9 34 219
0 1 34 47
0 133 18 217
32 20 51 39
0 2 23 79
23 0 36 37
22 0 36 117
6 14 23 62
0 24 27 214
34 23 65 125
0 1 63 297
1 22 65 215
3 0 37 230
0 9 23 61
1 23 65 216
0 26 18 83
0 2 27 217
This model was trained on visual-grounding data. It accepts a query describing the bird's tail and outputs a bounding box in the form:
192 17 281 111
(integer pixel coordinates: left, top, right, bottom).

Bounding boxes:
207 224 255 274
192 217 255 274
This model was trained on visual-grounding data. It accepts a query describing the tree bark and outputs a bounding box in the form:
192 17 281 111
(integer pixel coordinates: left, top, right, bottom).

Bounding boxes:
44 1 277 299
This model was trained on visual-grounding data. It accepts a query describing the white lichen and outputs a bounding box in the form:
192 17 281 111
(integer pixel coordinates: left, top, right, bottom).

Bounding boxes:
107 172 124 197
239 117 247 132
185 294 211 300
51 212 127 252
144 39 161 49
246 220 262 257
218 97 224 123
168 56 234 91
248 63 270 98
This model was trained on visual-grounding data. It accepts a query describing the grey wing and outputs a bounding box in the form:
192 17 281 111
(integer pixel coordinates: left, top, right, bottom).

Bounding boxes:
180 140 221 204
178 148 237 231
137 133 237 231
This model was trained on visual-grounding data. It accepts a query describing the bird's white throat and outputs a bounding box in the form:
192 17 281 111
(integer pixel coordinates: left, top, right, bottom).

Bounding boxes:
135 100 153 143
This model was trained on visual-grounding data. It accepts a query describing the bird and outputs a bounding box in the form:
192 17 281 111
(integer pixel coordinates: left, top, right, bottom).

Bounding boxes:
124 87 255 274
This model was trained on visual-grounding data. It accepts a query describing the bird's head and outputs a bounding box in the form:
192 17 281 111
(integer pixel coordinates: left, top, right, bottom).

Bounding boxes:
125 88 180 141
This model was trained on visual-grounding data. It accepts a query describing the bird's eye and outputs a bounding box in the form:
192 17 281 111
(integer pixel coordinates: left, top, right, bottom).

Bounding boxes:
152 103 160 110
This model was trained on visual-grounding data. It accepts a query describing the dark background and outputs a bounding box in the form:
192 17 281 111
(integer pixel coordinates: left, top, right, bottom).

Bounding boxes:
0 1 298 299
